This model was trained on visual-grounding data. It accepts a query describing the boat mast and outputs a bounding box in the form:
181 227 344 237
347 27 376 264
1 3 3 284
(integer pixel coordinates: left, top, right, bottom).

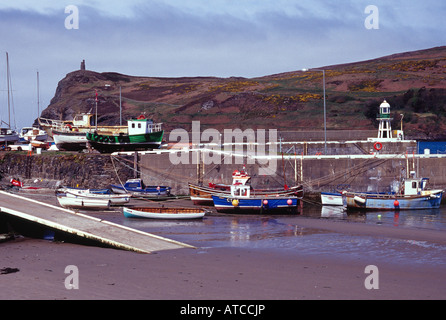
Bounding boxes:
37 70 40 118
6 52 10 127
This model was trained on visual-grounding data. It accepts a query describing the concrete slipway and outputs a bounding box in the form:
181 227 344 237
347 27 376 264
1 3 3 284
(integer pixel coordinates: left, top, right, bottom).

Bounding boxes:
0 190 193 253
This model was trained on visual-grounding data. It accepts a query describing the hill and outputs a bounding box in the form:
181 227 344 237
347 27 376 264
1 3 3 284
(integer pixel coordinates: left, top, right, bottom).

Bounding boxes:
40 46 446 139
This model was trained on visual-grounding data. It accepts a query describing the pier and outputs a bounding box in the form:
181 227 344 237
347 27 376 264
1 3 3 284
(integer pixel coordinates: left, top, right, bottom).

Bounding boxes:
0 190 193 253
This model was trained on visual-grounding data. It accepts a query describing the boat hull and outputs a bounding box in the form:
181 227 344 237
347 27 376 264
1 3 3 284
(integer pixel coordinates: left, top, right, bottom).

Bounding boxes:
342 191 444 210
57 195 110 209
63 188 131 205
52 130 87 151
123 207 205 219
86 131 163 153
212 195 300 214
189 183 303 206
111 185 171 197
321 192 343 206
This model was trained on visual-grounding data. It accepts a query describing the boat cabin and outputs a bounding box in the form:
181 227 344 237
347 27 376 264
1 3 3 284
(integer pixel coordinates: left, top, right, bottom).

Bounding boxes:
128 115 162 135
72 113 96 127
404 177 430 196
403 172 431 196
122 179 145 190
231 184 251 198
231 169 251 185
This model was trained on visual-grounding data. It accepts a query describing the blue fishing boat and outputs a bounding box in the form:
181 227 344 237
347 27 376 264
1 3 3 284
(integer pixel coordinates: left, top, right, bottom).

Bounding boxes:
212 183 303 214
111 178 171 198
342 173 443 210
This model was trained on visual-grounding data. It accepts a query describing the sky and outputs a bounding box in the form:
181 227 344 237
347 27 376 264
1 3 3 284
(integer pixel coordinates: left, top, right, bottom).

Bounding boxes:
0 0 445 129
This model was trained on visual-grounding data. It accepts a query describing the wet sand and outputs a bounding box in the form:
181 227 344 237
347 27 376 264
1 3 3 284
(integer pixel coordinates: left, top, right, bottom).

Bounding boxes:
1 212 445 301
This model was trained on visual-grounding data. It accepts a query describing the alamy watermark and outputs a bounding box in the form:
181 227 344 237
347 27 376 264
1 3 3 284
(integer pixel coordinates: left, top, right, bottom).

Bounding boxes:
169 121 277 175
65 5 79 30
364 5 379 30
364 265 379 290
64 265 79 290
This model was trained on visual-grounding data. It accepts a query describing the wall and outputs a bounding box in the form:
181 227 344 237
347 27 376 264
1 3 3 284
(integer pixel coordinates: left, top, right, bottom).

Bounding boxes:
1 149 445 198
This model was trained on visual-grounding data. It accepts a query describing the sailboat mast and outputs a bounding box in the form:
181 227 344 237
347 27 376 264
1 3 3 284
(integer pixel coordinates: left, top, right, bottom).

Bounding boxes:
37 70 40 118
6 52 10 127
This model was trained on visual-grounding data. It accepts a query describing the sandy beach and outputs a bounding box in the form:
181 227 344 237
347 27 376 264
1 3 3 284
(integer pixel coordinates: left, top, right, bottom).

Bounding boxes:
1 208 445 302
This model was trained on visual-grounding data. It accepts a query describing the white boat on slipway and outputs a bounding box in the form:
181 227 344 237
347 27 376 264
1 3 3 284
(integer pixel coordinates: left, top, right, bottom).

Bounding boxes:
56 194 110 210
57 187 131 205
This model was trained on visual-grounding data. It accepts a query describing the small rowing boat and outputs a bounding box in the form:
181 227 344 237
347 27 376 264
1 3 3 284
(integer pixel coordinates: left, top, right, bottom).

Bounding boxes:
123 206 206 219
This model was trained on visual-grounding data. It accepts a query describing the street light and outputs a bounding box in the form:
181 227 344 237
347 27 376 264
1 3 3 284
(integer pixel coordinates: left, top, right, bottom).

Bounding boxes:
302 68 327 154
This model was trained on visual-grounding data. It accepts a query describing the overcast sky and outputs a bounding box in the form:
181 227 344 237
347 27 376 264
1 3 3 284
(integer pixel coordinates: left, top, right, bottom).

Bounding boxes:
0 0 444 129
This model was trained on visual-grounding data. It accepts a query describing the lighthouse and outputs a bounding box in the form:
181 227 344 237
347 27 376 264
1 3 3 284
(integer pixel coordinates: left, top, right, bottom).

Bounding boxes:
377 100 393 139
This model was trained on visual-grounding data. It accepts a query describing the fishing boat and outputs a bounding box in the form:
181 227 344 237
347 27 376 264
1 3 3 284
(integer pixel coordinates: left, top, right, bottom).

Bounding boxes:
111 178 171 198
189 169 303 205
123 206 206 219
212 183 303 214
39 112 127 151
86 115 163 153
56 194 110 210
58 187 131 205
342 172 444 210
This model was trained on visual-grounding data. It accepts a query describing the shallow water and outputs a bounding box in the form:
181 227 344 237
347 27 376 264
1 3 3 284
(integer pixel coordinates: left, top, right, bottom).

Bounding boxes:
20 191 446 267
102 203 446 267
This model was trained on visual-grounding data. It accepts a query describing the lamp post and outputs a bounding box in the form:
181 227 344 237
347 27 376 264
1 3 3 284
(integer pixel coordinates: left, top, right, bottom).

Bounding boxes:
302 68 326 154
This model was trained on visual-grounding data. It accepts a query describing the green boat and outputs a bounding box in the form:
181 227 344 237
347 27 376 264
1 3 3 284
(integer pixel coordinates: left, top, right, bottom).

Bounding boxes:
86 116 163 153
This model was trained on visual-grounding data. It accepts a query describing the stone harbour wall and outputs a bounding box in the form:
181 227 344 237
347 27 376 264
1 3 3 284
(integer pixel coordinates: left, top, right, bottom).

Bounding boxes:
1 151 446 198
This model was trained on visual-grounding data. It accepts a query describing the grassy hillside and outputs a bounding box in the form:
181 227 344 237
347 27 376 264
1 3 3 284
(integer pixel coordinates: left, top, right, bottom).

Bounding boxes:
40 46 446 139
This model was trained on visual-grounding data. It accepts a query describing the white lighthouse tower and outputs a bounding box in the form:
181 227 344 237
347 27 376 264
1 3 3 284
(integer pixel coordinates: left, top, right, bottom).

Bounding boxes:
377 100 393 139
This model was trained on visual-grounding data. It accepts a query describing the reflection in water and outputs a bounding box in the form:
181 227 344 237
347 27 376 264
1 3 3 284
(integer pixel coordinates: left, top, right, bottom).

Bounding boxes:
97 202 446 266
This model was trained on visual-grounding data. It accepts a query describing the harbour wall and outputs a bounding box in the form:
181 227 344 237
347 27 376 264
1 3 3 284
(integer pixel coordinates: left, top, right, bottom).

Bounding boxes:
1 143 445 198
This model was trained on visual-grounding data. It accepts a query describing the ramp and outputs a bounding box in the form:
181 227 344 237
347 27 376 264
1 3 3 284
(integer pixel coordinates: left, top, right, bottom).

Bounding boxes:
0 190 193 253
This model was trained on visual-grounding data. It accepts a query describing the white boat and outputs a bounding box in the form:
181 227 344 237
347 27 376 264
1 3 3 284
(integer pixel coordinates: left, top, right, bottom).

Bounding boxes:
20 127 48 142
56 194 110 209
52 130 88 151
123 206 206 219
61 187 131 205
320 192 343 206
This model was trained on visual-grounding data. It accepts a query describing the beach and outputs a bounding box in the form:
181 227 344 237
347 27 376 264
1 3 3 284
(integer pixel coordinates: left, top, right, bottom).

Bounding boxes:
1 194 445 302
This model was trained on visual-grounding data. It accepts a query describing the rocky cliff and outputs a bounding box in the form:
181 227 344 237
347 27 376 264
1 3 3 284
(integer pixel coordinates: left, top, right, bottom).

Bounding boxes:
40 46 446 139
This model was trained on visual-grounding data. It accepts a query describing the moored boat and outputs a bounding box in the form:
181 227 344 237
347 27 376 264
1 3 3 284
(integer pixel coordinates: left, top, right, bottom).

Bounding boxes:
111 178 171 198
212 183 303 214
342 173 444 210
189 169 303 205
123 206 206 219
